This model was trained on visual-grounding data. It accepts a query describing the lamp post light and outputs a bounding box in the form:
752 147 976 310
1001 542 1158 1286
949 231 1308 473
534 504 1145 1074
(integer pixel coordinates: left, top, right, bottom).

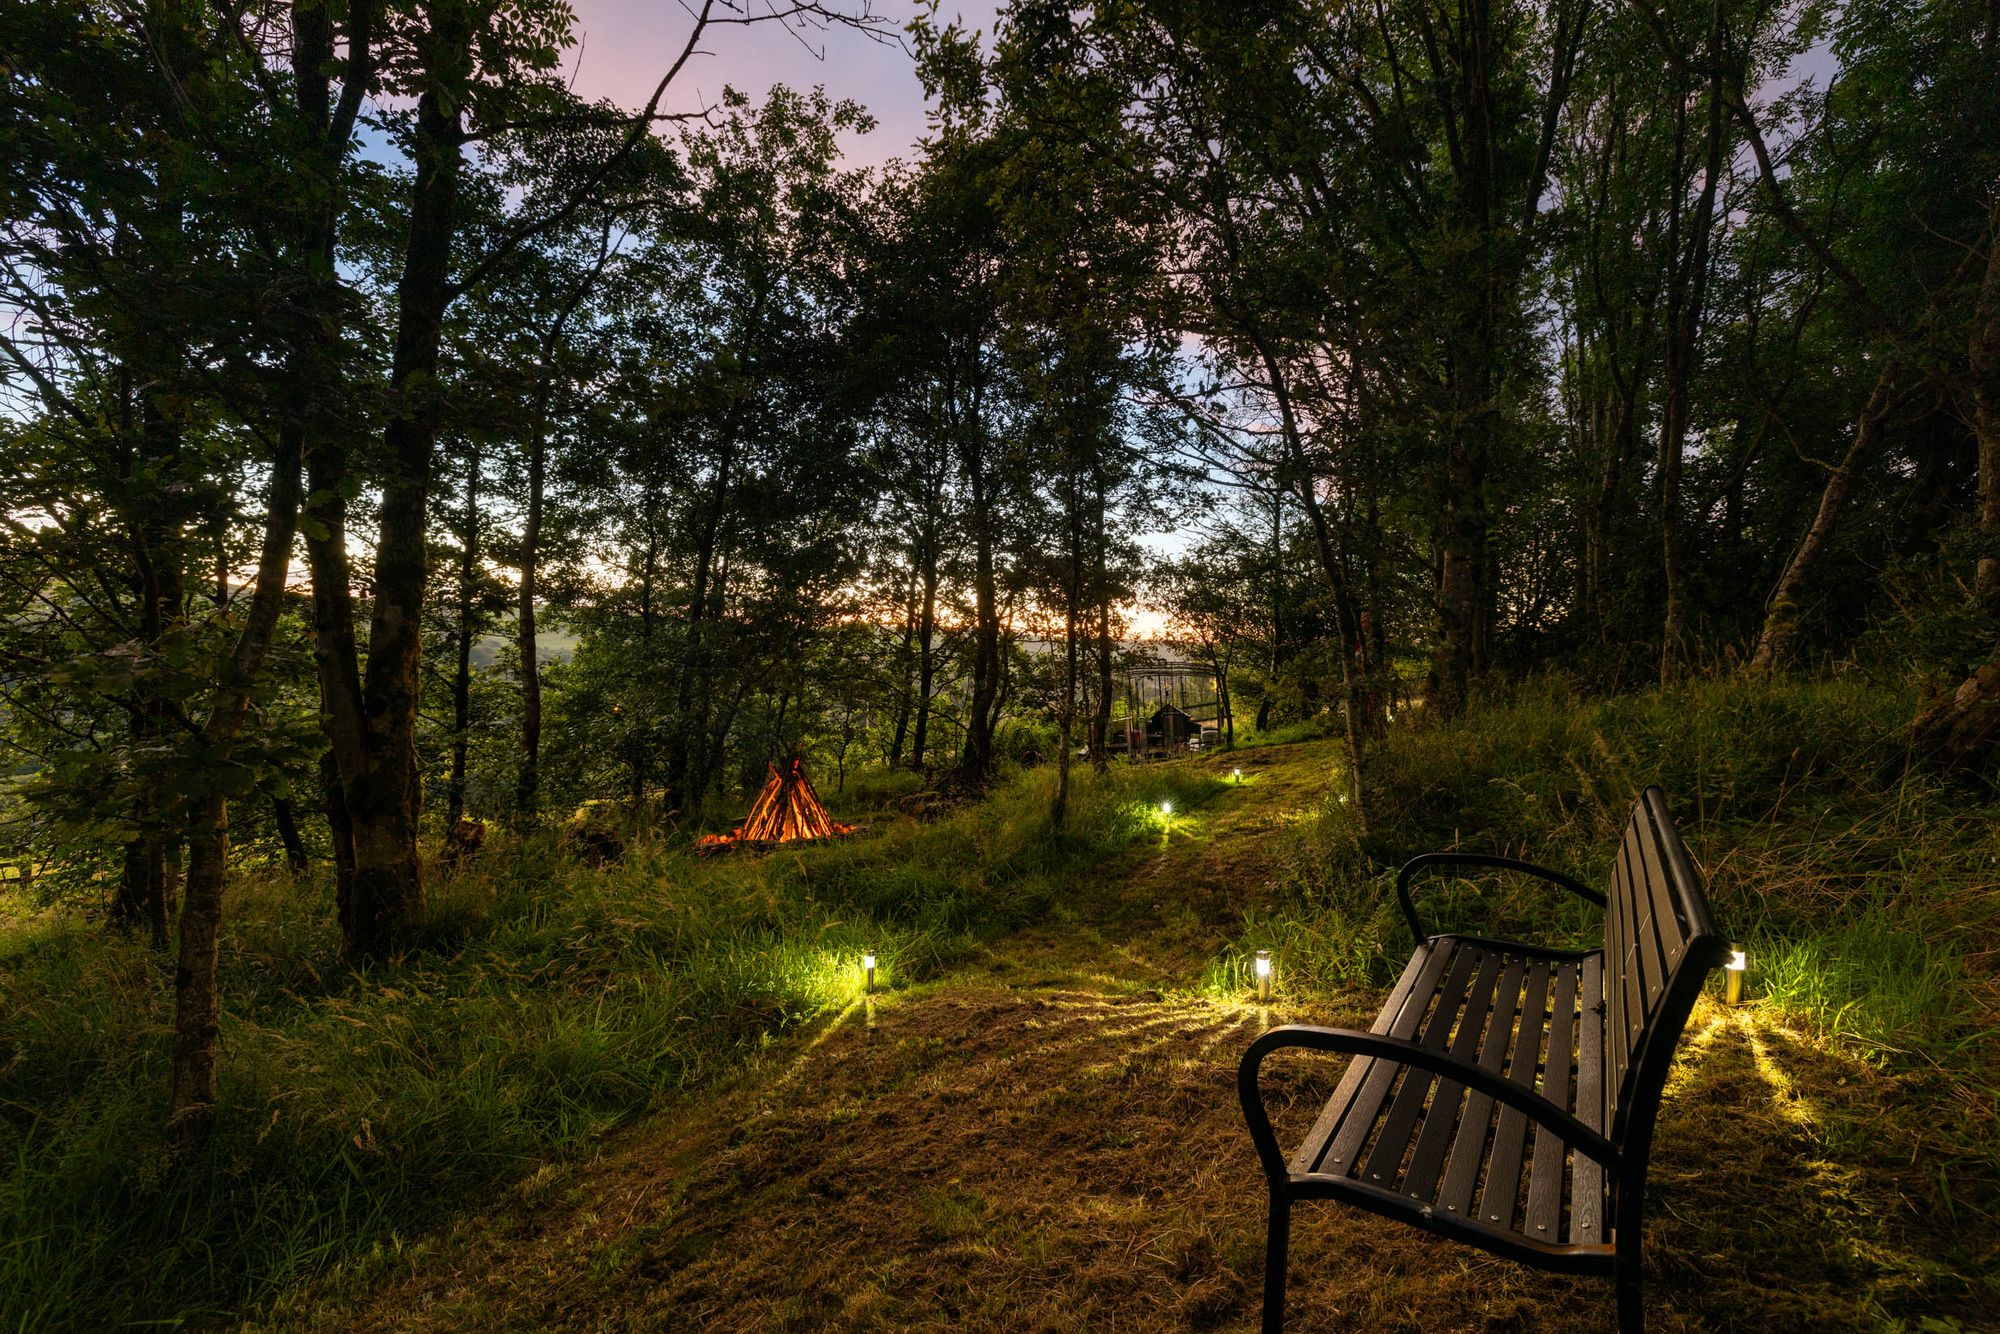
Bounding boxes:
1254 949 1273 1002
862 952 877 995
1723 949 1746 1006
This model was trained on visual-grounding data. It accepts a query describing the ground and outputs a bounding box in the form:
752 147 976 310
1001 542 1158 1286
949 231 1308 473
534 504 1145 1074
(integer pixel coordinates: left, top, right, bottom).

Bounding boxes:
310 741 1981 1332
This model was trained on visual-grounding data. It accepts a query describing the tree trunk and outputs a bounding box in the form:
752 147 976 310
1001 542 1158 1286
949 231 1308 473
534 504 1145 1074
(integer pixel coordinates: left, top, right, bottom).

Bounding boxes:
273 797 310 876
517 417 545 819
669 407 740 806
958 372 1001 788
1973 202 2000 610
1052 485 1082 830
162 0 362 1134
447 446 480 827
911 531 939 768
1089 476 1113 770
1431 0 1500 720
1250 338 1368 828
517 221 613 820
337 68 466 959
1908 206 2000 766
1658 24 1727 683
167 410 306 1143
168 797 227 1147
887 566 916 767
1747 363 1900 672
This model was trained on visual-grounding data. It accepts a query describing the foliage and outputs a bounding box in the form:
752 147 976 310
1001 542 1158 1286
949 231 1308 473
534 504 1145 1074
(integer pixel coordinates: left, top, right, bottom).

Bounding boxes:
0 760 1221 1326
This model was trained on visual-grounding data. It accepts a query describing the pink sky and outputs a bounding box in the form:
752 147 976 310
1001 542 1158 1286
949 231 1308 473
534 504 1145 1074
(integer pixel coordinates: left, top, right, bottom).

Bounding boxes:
564 1 1002 166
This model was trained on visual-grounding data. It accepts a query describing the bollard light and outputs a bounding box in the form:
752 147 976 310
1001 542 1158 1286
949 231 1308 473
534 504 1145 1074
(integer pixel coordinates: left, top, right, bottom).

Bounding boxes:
1254 949 1273 1002
1232 767 1243 783
1159 799 1173 817
863 952 877 994
1723 948 1746 1006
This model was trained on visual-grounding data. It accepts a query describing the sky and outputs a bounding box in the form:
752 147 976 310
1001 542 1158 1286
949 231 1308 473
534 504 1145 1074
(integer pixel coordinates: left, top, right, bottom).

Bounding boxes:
560 1 1002 168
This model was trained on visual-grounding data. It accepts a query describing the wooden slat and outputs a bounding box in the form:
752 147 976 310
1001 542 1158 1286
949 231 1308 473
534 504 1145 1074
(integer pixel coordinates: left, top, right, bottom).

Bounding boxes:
1621 821 1656 1003
1640 788 1688 956
1634 798 1690 978
1435 954 1528 1219
1613 831 1649 1068
1603 836 1634 1120
1400 950 1504 1203
1648 788 1719 940
1572 953 1606 1243
1523 960 1579 1241
1307 942 1459 1177
1476 959 1551 1230
1290 949 1435 1173
1358 945 1485 1190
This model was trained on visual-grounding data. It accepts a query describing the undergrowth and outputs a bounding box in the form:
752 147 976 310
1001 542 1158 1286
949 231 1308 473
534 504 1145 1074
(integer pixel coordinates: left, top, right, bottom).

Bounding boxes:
0 761 1220 1329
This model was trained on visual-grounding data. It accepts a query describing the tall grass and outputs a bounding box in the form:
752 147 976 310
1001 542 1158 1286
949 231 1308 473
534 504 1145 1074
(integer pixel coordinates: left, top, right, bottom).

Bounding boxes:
1229 676 1999 1095
0 761 1221 1329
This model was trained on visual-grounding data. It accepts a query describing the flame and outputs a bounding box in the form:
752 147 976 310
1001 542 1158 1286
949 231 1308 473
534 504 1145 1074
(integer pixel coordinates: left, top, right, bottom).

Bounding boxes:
695 758 856 852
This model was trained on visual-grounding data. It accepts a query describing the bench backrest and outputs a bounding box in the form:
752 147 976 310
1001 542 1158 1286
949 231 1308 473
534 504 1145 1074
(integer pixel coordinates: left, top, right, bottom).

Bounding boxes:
1602 787 1727 1145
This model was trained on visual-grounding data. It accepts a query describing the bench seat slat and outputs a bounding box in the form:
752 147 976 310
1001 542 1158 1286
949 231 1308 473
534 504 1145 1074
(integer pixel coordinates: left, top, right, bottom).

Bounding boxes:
1434 952 1528 1219
1572 953 1606 1243
1287 949 1433 1175
1398 949 1505 1202
1357 943 1487 1190
1476 958 1551 1231
1310 941 1457 1176
1524 956 1580 1241
1291 941 1456 1175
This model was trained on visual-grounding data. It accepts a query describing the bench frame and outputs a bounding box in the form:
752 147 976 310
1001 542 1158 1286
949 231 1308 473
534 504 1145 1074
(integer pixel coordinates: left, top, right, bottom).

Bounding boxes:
1239 788 1726 1333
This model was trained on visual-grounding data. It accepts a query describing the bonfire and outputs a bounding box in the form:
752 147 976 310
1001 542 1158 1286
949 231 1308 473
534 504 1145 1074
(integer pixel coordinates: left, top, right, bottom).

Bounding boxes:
695 757 855 852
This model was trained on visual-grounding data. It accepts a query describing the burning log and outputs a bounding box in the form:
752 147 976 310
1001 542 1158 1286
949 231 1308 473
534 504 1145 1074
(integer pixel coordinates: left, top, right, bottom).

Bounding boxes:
695 758 856 852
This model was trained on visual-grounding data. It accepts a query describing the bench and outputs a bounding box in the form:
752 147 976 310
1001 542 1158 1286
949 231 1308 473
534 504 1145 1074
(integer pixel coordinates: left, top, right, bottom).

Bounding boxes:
1239 787 1727 1333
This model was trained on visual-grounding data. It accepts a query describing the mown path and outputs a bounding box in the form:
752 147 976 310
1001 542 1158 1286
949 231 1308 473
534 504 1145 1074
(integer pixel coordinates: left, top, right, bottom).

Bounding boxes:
322 741 1956 1332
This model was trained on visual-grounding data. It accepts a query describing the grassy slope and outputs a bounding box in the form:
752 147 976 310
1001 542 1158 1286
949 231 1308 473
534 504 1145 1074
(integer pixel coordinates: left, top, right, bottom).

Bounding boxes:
0 761 1221 1329
5 677 1997 1331
314 678 1992 1333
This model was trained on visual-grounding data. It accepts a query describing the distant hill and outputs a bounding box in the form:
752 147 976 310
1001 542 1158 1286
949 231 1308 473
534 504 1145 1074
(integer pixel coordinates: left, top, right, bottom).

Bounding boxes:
470 630 577 670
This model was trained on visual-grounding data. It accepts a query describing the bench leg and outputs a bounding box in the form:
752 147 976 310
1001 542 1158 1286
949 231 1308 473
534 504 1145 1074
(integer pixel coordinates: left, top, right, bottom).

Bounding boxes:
1262 1190 1290 1334
1615 1250 1643 1334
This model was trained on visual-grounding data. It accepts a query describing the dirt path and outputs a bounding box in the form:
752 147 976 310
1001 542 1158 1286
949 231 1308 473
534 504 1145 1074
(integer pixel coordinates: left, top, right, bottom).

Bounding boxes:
322 743 1946 1332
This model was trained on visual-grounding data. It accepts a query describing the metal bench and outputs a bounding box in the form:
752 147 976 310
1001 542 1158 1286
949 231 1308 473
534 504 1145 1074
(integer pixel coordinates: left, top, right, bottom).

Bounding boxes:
1239 787 1727 1333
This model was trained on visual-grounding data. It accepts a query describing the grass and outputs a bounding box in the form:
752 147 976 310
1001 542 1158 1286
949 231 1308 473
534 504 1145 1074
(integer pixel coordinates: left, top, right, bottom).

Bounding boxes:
304 686 1999 1332
1217 674 2000 1324
6 676 1997 1330
0 760 1222 1329
1240 676 1999 1062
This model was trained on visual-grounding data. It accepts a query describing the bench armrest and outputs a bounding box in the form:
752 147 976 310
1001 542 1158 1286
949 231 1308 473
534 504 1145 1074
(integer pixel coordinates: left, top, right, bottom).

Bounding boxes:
1237 1024 1620 1187
1396 853 1605 948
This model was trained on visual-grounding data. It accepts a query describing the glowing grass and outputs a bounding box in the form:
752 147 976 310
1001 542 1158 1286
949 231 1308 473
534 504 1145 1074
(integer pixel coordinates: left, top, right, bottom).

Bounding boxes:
1210 676 1999 1323
0 759 1226 1327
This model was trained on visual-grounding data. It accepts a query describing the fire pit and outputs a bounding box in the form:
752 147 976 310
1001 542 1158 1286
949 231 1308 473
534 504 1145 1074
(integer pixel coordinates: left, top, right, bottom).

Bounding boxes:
695 757 855 852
